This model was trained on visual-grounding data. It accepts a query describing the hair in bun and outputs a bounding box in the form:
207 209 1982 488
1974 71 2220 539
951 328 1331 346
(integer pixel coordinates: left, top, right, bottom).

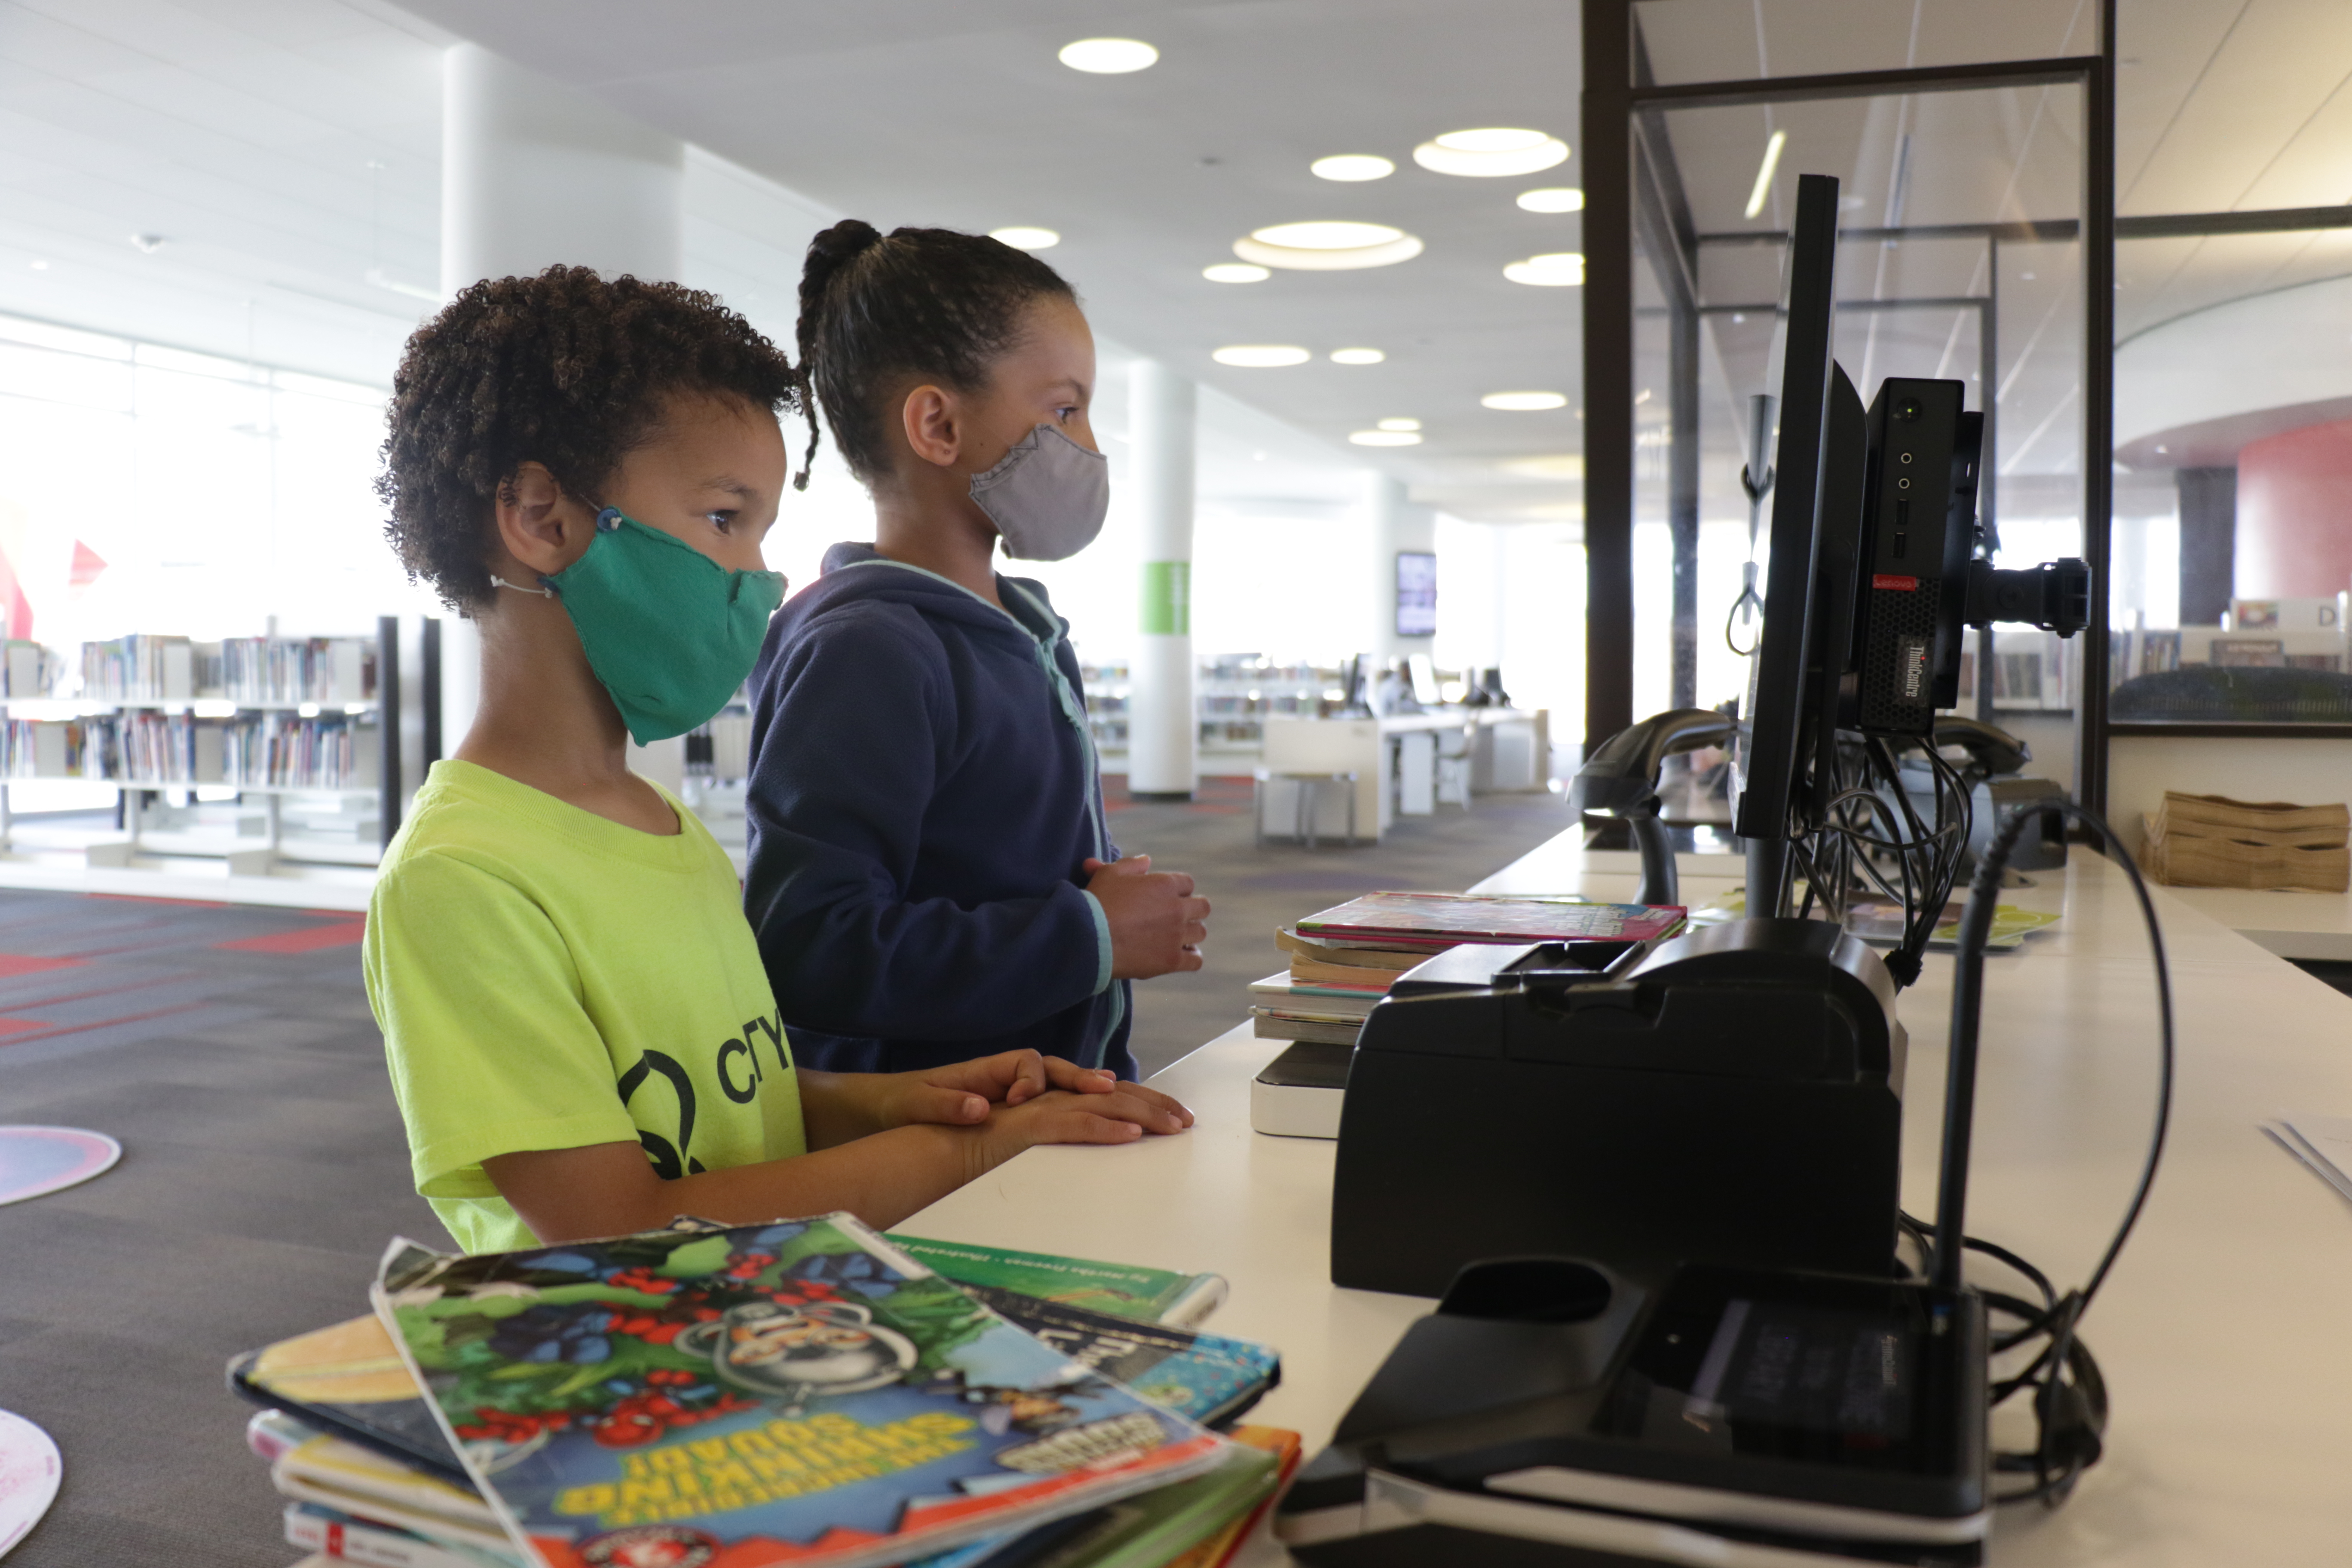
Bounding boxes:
794 220 1074 485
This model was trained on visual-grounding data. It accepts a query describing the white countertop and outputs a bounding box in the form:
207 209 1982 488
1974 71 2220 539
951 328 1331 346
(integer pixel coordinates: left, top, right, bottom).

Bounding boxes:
899 830 2352 1564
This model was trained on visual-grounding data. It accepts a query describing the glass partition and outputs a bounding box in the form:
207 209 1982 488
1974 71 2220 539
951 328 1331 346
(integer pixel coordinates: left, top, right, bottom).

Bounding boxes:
1625 15 2093 783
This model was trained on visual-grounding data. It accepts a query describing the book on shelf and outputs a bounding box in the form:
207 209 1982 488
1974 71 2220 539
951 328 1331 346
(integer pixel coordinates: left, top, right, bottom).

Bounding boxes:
882 1236 1228 1329
1293 891 1685 949
70 634 377 706
371 1215 1232 1568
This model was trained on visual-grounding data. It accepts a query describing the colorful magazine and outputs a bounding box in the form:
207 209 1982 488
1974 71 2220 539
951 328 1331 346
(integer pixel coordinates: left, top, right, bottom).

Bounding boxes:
372 1215 1229 1568
883 1236 1227 1328
960 1287 1279 1429
1295 891 1685 948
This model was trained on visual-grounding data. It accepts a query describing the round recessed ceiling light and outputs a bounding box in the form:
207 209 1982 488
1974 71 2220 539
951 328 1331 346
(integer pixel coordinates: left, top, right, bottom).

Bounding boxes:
1312 154 1396 182
1517 186 1586 213
1504 251 1586 287
1482 390 1569 411
1213 344 1313 368
1203 263 1271 283
1330 347 1386 364
1506 453 1585 478
1414 128 1569 177
1377 418 1421 432
1058 37 1158 73
1233 220 1424 271
990 226 1060 250
1349 429 1422 447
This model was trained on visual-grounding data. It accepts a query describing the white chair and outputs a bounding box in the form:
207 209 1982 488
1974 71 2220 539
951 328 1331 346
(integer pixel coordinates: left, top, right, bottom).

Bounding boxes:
1254 768 1361 848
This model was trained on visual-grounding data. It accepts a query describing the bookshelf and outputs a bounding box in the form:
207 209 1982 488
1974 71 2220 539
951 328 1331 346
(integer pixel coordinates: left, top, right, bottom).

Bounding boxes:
0 619 406 877
1080 655 1344 763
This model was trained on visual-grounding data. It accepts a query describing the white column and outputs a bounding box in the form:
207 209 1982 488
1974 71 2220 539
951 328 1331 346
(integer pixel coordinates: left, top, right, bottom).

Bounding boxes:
438 43 686 754
1127 360 1197 799
1363 472 1438 659
441 44 685 290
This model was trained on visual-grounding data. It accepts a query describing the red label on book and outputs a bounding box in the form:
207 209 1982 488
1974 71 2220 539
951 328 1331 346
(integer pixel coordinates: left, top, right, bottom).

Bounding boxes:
1872 574 1919 591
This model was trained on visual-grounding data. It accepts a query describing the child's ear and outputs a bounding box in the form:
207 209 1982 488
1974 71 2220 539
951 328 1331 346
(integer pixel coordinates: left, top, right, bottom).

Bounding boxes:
494 461 591 573
900 384 963 470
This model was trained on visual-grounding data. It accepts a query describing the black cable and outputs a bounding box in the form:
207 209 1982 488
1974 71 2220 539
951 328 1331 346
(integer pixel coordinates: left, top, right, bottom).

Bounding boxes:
1932 799 2173 1508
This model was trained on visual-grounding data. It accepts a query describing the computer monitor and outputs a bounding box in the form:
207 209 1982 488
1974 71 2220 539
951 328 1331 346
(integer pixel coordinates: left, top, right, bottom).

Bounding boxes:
1396 551 1438 638
1407 652 1440 707
1725 171 2086 949
1730 172 1842 909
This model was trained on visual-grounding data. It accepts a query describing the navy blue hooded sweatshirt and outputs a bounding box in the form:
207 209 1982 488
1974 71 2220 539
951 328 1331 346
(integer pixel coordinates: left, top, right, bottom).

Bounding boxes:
742 542 1133 1078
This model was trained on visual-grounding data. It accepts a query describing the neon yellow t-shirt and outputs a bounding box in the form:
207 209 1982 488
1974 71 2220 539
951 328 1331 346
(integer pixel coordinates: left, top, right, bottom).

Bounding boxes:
363 760 806 1254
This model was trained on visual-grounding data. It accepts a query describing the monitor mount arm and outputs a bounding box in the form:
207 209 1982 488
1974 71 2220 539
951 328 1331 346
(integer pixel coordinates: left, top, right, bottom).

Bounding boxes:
1964 557 2091 637
1569 709 1738 907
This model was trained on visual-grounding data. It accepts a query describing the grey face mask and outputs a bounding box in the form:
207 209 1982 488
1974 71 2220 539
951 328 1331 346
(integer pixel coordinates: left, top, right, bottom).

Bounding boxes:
969 423 1110 562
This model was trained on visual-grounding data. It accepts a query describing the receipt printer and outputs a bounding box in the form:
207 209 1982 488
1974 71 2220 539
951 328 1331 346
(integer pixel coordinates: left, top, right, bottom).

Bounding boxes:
1331 919 1906 1297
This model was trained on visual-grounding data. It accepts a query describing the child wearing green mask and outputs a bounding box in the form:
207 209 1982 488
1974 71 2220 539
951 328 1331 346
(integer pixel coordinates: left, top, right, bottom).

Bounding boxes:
365 266 1191 1254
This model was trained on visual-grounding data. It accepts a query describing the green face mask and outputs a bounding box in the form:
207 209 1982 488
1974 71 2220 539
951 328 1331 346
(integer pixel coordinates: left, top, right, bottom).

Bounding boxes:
530 506 785 746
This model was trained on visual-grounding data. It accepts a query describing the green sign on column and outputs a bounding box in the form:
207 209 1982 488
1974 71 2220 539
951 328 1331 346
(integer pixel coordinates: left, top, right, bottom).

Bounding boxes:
1141 560 1191 635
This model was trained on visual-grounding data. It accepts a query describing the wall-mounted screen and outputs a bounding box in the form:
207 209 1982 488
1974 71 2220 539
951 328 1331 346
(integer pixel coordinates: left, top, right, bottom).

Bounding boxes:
1396 550 1437 637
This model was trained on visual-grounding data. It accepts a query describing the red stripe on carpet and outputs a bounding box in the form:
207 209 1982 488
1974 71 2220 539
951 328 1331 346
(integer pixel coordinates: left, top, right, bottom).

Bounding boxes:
0 1001 206 1047
0 954 85 977
0 1016 49 1035
213 919 367 954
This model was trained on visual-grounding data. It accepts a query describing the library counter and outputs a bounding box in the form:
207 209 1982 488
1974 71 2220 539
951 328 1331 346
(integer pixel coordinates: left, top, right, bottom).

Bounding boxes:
899 832 2352 1565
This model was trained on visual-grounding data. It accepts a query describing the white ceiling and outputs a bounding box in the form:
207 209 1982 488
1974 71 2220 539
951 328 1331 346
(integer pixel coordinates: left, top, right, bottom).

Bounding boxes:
0 0 2345 526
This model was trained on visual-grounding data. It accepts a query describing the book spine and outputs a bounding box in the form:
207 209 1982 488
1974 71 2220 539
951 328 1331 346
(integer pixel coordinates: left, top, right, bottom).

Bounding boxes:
284 1503 509 1568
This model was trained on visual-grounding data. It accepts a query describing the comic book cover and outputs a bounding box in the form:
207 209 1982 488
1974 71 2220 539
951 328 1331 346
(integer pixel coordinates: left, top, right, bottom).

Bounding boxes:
958 1288 1278 1429
371 1214 1229 1568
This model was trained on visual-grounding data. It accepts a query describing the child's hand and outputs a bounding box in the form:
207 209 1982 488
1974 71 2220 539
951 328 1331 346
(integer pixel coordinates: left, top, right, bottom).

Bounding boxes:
884 1050 1193 1131
989 1086 1195 1153
1083 854 1211 978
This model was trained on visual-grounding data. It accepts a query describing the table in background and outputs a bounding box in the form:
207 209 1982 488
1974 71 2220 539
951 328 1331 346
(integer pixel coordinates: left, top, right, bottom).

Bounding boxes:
1257 710 1546 842
900 831 2352 1564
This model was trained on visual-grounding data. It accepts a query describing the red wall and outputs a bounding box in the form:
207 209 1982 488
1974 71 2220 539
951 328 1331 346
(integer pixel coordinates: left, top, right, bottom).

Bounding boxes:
2236 415 2352 599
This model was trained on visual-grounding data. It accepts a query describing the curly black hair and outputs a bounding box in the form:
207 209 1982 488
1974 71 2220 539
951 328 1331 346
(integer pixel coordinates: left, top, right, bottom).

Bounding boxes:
795 222 1076 485
377 266 808 612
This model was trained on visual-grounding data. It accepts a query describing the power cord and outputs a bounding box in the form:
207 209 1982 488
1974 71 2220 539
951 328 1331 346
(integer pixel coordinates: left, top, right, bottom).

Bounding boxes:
1909 799 2174 1507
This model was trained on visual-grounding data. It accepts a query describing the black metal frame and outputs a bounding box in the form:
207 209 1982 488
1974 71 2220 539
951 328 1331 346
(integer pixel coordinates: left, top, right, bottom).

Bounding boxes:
1583 3 2122 808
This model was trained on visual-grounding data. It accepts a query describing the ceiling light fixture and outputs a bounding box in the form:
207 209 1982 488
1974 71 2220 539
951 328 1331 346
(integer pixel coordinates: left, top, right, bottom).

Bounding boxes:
1203 263 1270 283
365 267 441 303
990 226 1061 250
1506 453 1584 478
28 260 47 271
1349 429 1422 447
1312 154 1395 182
1234 220 1423 271
1213 344 1312 368
1377 418 1421 432
1744 129 1788 220
1330 347 1386 364
1058 37 1158 73
1504 251 1585 287
1482 390 1568 411
1516 187 1586 213
1413 127 1568 178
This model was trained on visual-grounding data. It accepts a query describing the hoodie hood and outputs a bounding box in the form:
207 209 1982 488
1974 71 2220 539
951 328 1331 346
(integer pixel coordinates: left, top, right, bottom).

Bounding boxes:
780 541 1067 648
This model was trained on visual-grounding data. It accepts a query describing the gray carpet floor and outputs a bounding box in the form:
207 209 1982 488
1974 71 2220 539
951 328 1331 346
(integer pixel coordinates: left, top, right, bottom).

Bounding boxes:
0 784 1575 1566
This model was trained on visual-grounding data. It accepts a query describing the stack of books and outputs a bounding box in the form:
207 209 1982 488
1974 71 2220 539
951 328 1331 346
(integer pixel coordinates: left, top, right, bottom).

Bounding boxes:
232 1221 1298 1568
2139 790 2350 892
1251 893 1690 1045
